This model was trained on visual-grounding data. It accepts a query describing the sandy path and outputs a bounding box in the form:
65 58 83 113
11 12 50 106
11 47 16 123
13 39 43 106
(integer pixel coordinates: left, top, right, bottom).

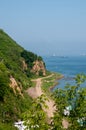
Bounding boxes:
27 78 43 98
27 74 56 118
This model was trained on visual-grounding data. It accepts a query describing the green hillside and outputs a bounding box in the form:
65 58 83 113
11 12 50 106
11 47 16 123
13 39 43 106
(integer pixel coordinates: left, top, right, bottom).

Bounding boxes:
0 29 45 129
0 30 86 130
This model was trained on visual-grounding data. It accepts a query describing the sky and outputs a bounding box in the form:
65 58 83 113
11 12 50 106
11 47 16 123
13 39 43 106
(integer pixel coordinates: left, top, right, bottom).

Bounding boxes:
0 0 86 56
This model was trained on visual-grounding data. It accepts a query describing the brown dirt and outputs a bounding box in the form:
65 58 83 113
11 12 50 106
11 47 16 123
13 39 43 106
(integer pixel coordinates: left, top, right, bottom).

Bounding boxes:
26 74 56 118
62 119 69 129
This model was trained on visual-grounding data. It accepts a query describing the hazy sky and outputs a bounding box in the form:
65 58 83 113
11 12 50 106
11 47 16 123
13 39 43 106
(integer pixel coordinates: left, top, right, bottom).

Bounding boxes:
0 0 86 56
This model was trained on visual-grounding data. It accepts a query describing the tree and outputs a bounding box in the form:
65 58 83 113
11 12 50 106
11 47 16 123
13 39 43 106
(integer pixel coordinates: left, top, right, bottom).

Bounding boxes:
22 74 86 129
0 73 10 101
22 94 49 130
52 74 86 129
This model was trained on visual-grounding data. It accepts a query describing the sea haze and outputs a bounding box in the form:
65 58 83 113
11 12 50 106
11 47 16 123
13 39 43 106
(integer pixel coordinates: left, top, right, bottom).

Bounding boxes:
43 56 86 89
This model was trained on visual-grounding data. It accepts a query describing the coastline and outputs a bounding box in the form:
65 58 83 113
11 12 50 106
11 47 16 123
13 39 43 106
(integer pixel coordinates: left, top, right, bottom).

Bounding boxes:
42 72 64 92
49 75 64 91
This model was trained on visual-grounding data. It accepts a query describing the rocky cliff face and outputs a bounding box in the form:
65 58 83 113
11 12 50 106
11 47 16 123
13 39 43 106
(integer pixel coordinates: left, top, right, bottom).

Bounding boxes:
10 76 23 97
31 60 46 76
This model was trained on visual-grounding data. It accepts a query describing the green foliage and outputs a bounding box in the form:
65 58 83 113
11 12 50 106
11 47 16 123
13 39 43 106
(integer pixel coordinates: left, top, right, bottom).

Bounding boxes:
0 72 10 101
0 91 32 123
37 56 43 61
1 30 86 130
21 50 43 68
0 122 17 130
51 113 63 130
39 70 43 76
0 30 41 127
23 94 49 130
21 50 45 77
0 29 29 86
21 50 36 68
42 73 62 92
0 29 47 129
52 74 86 129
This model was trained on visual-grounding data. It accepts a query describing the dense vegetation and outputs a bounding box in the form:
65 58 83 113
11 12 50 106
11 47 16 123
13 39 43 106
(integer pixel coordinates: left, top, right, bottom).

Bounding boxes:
0 29 44 129
23 74 86 130
52 74 86 129
21 50 44 77
21 50 43 68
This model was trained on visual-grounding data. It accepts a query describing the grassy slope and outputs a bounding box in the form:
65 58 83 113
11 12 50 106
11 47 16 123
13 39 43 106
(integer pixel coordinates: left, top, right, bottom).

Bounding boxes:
0 29 30 89
0 29 42 129
42 73 63 92
0 29 63 129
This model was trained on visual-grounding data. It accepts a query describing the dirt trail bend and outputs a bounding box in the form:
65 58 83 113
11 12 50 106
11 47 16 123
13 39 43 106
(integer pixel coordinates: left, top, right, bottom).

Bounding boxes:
27 74 56 118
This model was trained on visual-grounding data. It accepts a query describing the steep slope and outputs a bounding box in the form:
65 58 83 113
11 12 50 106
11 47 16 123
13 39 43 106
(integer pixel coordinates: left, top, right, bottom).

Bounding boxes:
0 29 46 129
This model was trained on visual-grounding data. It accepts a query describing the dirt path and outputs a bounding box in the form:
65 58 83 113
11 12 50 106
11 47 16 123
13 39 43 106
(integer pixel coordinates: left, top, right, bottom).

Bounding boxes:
27 74 56 118
27 78 43 98
27 74 69 128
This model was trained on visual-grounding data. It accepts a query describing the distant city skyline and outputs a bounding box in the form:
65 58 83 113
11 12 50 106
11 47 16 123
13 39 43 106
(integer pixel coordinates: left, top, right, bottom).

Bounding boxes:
0 0 86 56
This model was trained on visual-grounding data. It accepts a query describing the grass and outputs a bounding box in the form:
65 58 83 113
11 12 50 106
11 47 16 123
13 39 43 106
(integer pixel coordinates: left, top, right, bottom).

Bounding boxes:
41 72 63 92
31 80 36 87
0 122 17 130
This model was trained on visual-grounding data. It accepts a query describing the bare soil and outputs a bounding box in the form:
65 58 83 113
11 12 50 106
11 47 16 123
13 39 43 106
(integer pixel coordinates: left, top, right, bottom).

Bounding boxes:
27 74 56 118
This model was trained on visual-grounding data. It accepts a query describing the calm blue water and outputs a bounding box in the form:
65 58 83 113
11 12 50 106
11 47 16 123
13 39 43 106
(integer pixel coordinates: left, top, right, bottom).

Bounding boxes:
43 56 86 89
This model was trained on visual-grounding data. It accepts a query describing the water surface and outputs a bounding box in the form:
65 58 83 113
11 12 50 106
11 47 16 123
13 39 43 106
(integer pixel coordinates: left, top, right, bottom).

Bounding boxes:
43 56 86 89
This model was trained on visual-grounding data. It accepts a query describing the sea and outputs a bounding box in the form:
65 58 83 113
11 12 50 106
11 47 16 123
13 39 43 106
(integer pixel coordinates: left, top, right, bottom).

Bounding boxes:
43 56 86 90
